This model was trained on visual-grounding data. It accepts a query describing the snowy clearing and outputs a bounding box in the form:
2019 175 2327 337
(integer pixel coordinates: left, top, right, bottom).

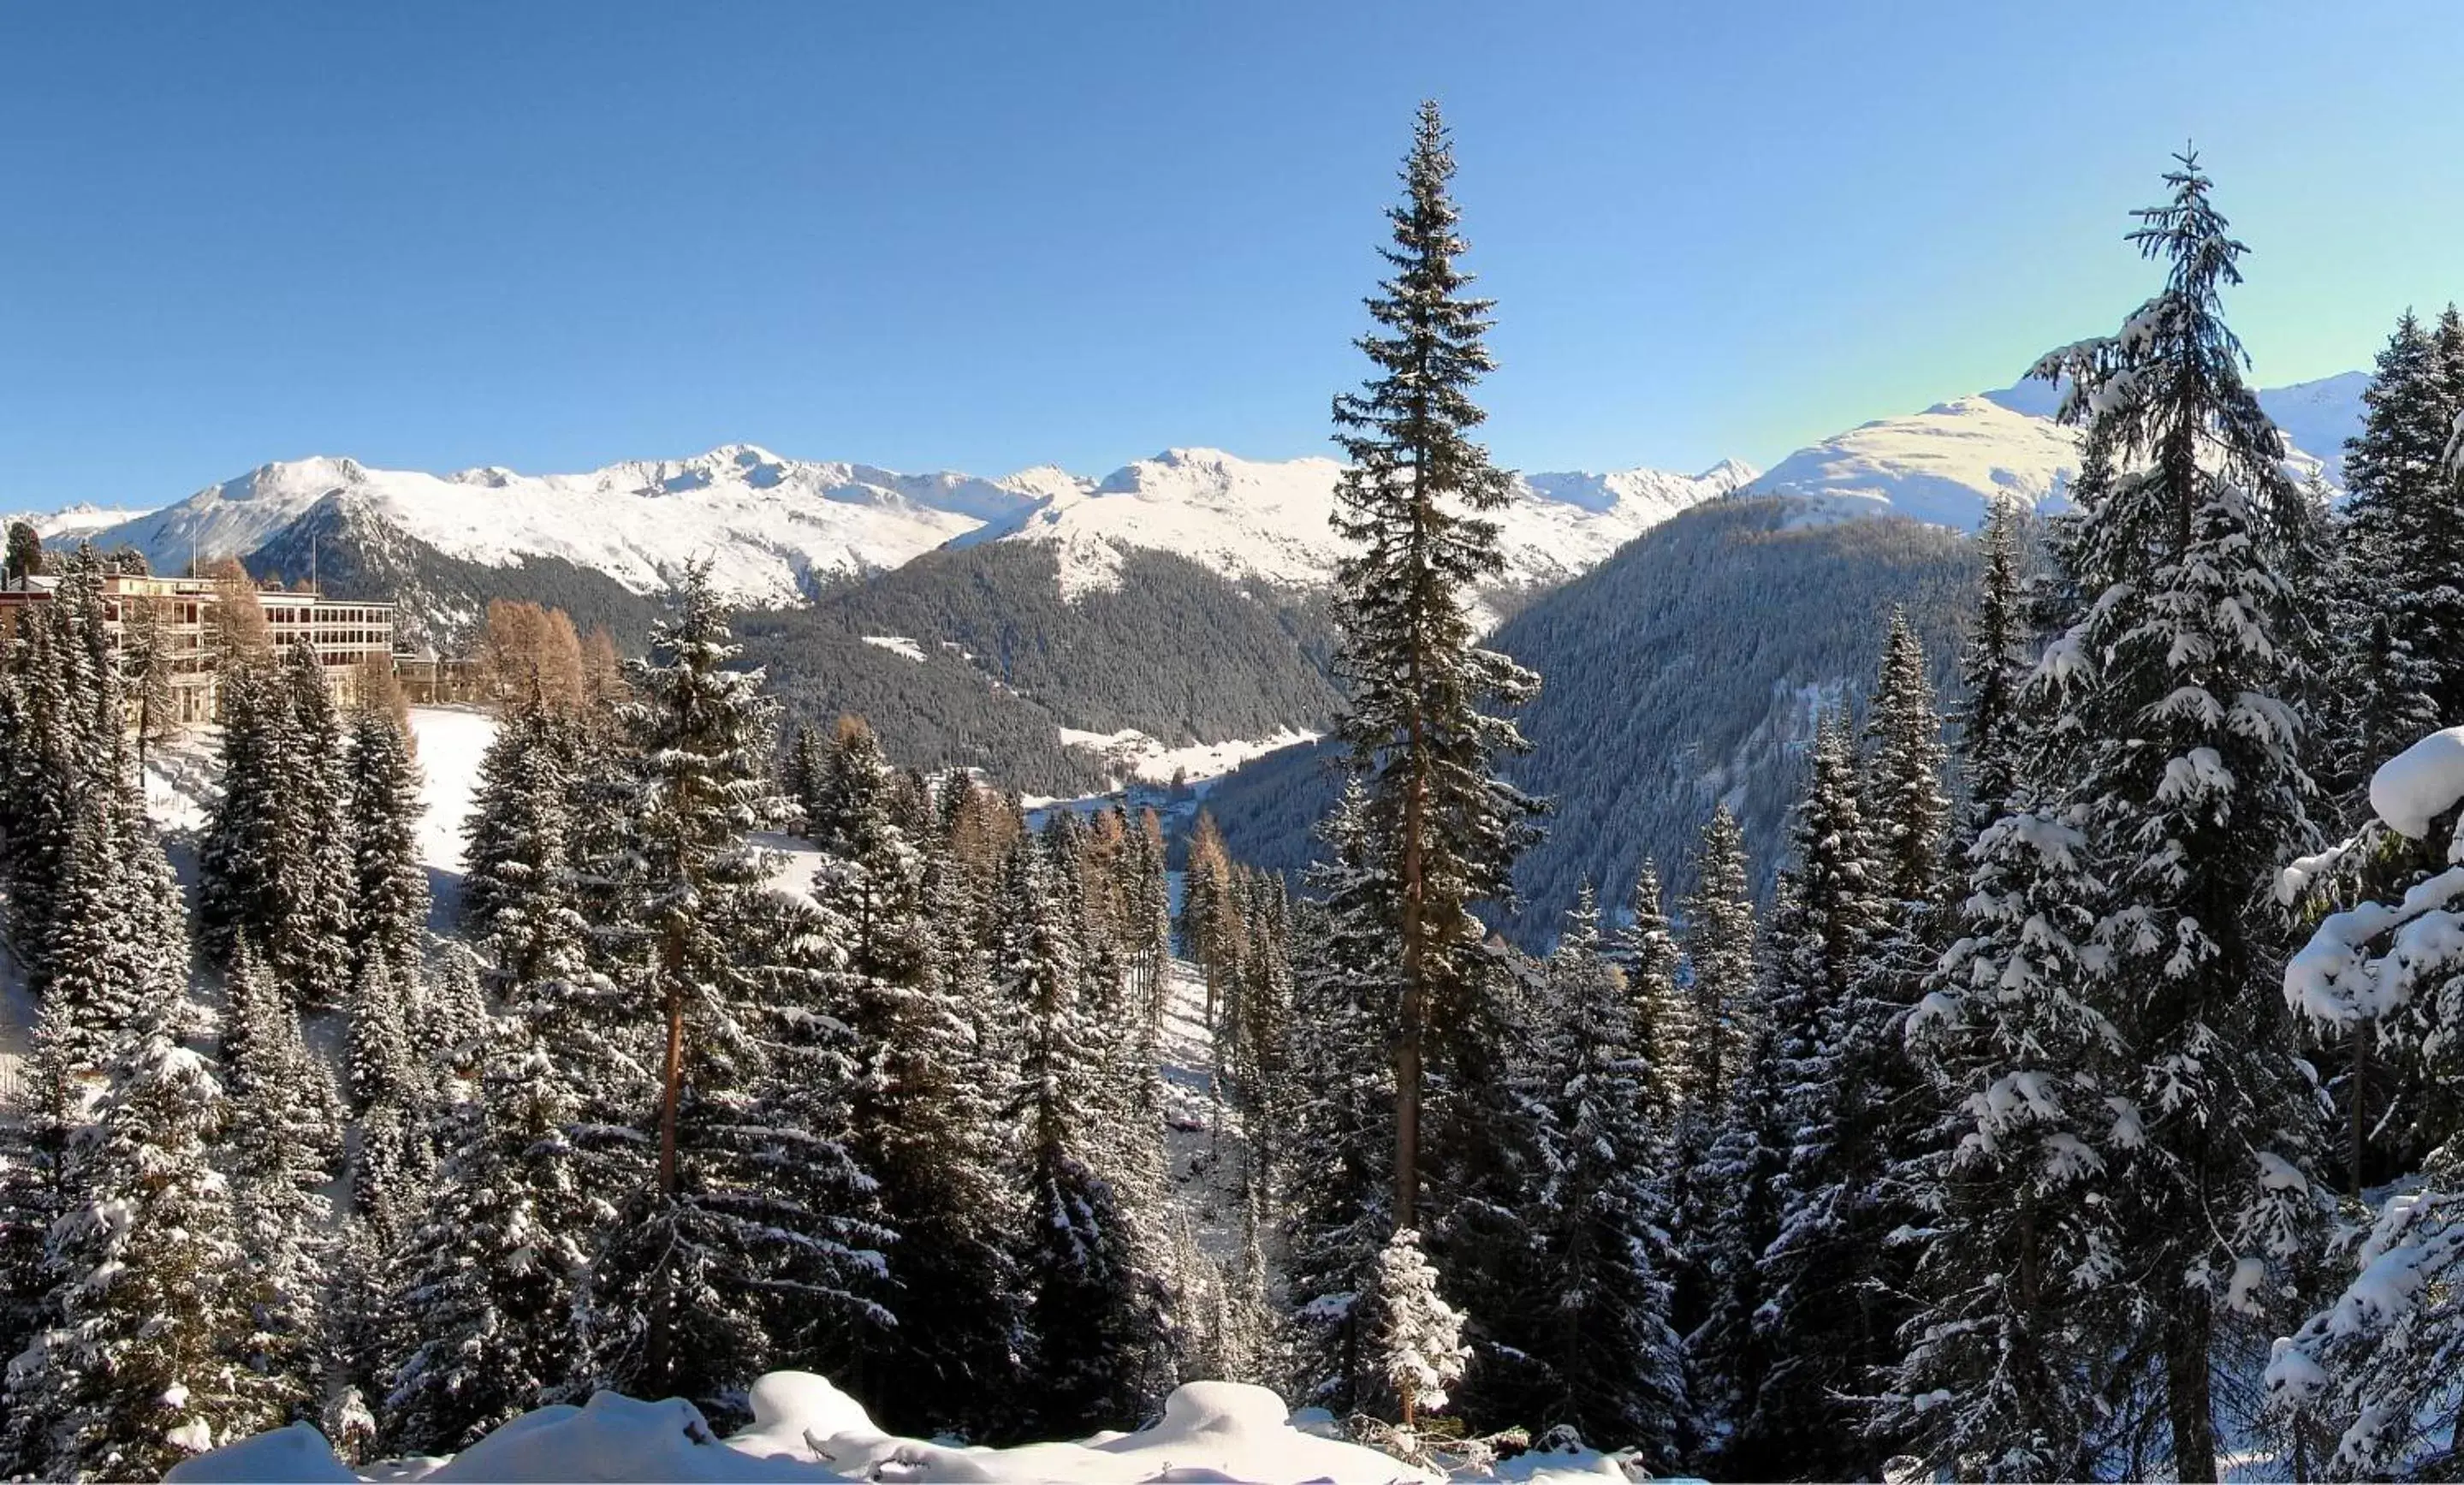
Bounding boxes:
1058 726 1320 788
859 634 929 663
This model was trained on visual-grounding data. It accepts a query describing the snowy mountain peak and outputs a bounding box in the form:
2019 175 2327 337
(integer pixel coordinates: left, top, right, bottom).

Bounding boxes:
1750 373 2362 531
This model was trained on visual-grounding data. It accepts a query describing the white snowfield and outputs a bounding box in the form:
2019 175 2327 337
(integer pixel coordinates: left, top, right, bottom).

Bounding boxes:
1747 376 2359 531
0 502 151 541
168 1373 1482 1485
79 444 1753 614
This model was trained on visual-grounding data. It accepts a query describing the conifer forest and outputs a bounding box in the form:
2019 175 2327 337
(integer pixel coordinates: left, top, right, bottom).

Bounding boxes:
8 57 2464 1485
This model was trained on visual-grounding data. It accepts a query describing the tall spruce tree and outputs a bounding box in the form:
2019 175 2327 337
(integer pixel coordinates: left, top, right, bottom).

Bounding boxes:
803 717 1018 1438
1987 152 2330 1477
1696 716 1879 1476
1327 99 1540 1233
1608 858 1695 1131
580 565 878 1415
349 704 430 985
1524 887 1687 1463
1958 498 2034 830
1284 781 1400 1414
1001 827 1161 1437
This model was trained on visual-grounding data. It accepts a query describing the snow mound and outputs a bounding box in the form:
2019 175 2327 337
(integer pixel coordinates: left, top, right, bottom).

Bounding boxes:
2369 726 2464 841
176 1375 1446 1484
164 1422 361 1483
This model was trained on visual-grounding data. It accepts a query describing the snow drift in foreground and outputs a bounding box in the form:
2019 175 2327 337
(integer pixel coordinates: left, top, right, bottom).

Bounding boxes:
167 1373 1596 1484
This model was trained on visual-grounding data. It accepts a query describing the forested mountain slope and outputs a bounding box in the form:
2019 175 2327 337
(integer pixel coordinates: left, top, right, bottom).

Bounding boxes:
739 543 1343 793
1205 496 1981 941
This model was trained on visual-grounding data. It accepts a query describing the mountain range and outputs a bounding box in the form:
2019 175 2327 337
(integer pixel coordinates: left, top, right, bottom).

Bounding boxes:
2 371 2372 858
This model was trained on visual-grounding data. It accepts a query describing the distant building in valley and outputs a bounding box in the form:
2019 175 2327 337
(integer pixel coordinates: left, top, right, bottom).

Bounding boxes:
0 571 398 721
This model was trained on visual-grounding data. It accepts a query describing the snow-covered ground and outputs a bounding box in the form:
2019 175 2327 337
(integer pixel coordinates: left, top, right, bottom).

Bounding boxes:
1058 725 1320 790
171 1370 1620 1484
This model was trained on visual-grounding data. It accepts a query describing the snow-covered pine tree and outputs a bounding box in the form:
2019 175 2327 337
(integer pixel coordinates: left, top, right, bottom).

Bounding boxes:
1180 809 1245 1068
1752 689 1948 1478
1328 99 1540 1234
382 962 592 1455
580 564 879 1416
2022 152 2332 1476
1666 803 1760 1359
2 544 118 992
1001 826 1161 1437
347 941 432 1251
1886 727 2129 1473
1610 858 1695 1132
276 638 359 1008
1523 886 1687 1464
1371 1227 1467 1430
781 718 826 834
2332 306 2464 790
348 703 429 987
3 520 38 581
119 588 179 778
1679 805 1760 1110
1284 781 1399 1414
6 1005 279 1479
1864 609 1951 906
461 686 581 965
1957 496 2034 832
222 935 340 1425
1233 869 1296 1197
2270 716 2464 1476
198 654 293 975
1695 715 1879 1476
797 718 1017 1438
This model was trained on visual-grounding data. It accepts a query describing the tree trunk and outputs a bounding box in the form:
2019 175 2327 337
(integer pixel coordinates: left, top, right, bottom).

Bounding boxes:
2164 1301 2216 1482
657 930 685 1196
2349 1019 2372 1198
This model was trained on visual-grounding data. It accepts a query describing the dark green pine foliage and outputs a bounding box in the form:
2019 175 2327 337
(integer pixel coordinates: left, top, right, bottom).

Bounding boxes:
383 981 592 1455
781 718 826 834
1885 573 2125 1479
3 544 119 993
349 704 430 984
1328 99 1540 1235
1957 499 2034 830
1667 804 1760 1354
1284 781 1399 1415
2332 306 2464 796
347 943 431 1251
1523 886 1688 1464
1699 715 1881 1476
3 519 38 580
1002 827 1161 1437
800 719 1015 1437
1864 609 1951 906
1757 663 1946 1478
1679 805 1760 1114
582 564 879 1416
199 641 359 1008
276 639 359 1007
1610 858 1695 1133
2018 153 2332 1476
6 1005 279 1478
224 935 345 1420
198 657 294 976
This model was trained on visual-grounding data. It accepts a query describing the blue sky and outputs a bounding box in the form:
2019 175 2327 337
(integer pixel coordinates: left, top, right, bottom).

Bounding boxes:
2 3 2457 507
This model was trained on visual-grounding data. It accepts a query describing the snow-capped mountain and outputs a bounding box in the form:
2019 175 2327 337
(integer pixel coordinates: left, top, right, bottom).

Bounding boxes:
90 448 1060 607
1 502 152 542
1749 375 2366 528
972 446 1754 602
85 445 1755 611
